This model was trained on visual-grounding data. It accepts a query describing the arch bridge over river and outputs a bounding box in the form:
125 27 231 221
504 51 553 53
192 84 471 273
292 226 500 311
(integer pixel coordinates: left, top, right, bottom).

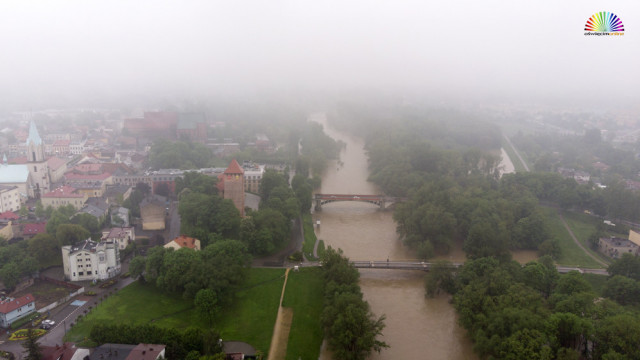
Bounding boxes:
314 193 404 210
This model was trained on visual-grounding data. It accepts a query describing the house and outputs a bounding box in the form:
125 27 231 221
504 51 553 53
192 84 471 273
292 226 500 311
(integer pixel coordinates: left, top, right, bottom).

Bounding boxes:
0 294 36 328
223 341 257 360
88 343 166 360
77 198 109 223
140 201 165 231
52 139 71 156
599 236 640 259
41 342 90 360
41 186 88 210
61 239 121 281
0 185 23 213
0 211 20 223
47 157 69 183
164 235 201 251
102 227 135 250
242 162 265 193
21 222 47 239
126 343 166 360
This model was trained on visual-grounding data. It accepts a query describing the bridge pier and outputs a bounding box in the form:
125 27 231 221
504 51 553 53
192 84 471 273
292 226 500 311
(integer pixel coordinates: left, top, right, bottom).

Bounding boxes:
379 199 385 210
315 198 322 211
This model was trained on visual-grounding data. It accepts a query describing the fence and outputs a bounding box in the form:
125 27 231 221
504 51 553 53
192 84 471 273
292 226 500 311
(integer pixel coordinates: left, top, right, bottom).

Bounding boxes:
37 287 85 313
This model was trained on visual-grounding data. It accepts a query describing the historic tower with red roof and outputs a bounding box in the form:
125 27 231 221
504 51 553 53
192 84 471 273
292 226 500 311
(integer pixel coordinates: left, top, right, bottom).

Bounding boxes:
222 159 245 217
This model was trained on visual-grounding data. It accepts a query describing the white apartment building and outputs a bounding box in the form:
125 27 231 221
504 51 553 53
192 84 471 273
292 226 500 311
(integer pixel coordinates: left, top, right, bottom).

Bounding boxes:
62 239 121 282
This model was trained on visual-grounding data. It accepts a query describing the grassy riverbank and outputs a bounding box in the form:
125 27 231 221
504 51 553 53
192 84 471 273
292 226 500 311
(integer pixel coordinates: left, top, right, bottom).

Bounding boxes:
283 267 325 360
302 213 319 260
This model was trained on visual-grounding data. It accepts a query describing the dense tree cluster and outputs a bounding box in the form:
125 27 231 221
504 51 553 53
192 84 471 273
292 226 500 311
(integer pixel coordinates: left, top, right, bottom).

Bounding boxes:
429 257 640 359
149 139 213 169
90 324 222 359
298 121 342 176
321 247 388 360
130 240 250 303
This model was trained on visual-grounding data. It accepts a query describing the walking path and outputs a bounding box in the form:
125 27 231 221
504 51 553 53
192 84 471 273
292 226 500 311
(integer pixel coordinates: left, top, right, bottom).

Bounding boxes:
267 268 292 360
503 135 530 172
558 213 609 268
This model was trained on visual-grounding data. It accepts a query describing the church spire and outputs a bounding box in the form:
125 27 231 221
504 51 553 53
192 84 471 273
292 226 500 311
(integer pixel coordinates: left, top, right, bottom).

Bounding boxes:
27 121 43 146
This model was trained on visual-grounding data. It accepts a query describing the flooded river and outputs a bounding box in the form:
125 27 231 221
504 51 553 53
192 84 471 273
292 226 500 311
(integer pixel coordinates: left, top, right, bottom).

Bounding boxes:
310 113 477 359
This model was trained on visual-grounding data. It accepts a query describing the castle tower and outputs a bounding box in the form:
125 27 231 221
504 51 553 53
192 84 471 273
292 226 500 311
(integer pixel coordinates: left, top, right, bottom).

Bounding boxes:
222 159 245 217
26 121 50 198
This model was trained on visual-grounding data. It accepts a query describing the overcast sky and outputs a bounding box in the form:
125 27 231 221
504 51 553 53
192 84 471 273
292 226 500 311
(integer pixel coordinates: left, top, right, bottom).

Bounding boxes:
0 0 638 109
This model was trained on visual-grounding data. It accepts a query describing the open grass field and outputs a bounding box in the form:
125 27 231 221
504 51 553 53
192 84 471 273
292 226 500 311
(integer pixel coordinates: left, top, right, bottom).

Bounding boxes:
217 268 285 354
64 268 286 355
302 213 319 260
561 211 611 266
282 267 325 360
501 137 527 173
541 207 605 268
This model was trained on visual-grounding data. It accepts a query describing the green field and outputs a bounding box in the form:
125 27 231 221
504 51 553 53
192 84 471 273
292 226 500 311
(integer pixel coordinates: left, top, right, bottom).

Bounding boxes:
541 207 605 268
561 211 611 266
501 137 528 173
302 213 319 260
65 268 286 354
282 267 325 360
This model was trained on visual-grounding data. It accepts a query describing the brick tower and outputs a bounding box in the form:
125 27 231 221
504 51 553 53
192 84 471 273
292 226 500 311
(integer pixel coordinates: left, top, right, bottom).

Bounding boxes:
222 159 245 217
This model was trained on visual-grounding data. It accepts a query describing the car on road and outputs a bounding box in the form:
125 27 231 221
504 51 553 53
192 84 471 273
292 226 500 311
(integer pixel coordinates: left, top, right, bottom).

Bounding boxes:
41 319 55 329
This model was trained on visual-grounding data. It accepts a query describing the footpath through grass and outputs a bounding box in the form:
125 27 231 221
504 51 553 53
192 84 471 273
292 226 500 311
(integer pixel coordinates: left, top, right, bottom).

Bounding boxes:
282 267 325 360
65 268 286 355
541 207 605 268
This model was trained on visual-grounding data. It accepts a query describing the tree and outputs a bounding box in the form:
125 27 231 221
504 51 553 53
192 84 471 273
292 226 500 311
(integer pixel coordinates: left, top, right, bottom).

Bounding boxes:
34 201 45 218
0 262 21 289
22 328 42 360
70 213 100 234
45 211 70 235
155 182 170 197
195 288 219 326
129 256 147 280
425 261 457 297
607 253 640 281
28 233 59 265
55 224 90 246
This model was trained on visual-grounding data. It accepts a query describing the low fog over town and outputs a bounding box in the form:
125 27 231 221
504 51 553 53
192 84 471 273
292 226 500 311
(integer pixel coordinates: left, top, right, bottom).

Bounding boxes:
0 1 639 359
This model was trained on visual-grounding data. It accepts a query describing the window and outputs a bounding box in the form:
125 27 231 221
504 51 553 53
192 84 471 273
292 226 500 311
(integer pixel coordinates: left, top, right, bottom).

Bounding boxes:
87 271 92 275
78 272 84 276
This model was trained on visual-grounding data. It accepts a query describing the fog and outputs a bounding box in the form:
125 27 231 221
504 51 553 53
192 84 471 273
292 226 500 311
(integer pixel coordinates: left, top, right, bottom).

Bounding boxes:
0 0 638 109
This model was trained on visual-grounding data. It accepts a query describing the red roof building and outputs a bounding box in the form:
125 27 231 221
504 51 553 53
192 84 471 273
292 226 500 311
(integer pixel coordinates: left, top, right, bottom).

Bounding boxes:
125 343 166 360
0 294 36 328
164 235 201 251
22 222 47 238
0 211 19 221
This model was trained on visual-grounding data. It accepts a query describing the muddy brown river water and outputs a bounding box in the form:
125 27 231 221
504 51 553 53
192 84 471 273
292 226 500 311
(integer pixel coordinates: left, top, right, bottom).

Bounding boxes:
310 113 477 359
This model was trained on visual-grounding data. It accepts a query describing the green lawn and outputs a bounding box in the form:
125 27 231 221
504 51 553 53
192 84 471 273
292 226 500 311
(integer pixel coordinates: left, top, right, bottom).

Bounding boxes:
217 268 286 354
64 268 286 355
541 207 605 268
501 137 527 173
282 267 325 360
302 213 319 260
561 211 611 266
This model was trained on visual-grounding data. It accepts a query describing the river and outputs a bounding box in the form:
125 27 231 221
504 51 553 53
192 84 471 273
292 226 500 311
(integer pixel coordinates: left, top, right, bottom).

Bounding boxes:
310 113 477 360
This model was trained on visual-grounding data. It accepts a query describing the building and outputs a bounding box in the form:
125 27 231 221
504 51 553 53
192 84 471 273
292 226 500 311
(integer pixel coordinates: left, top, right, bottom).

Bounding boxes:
21 222 47 239
599 236 640 259
0 154 34 199
0 294 36 328
88 343 166 360
41 342 90 360
25 121 51 197
176 112 207 143
61 239 121 281
102 227 135 250
41 185 88 210
47 157 69 183
52 139 71 156
140 201 165 231
0 185 22 212
164 235 201 251
243 162 265 193
219 159 245 217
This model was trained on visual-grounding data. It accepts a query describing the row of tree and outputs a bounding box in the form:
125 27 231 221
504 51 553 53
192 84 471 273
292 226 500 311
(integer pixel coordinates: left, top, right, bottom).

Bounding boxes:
427 256 640 359
321 247 388 360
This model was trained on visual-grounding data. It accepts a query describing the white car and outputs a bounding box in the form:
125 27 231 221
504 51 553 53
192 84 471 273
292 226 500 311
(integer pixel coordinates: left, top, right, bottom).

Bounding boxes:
41 319 55 329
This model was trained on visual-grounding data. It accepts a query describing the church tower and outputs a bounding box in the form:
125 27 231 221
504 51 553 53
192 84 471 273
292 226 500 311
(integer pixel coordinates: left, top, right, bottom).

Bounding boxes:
222 159 245 217
26 121 50 198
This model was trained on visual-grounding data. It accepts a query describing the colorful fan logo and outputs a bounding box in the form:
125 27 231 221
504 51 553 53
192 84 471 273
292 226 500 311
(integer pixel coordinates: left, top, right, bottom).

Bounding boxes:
584 12 624 32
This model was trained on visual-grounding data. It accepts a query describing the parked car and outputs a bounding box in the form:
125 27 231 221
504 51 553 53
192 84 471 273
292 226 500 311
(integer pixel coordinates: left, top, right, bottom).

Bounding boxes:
41 319 55 329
